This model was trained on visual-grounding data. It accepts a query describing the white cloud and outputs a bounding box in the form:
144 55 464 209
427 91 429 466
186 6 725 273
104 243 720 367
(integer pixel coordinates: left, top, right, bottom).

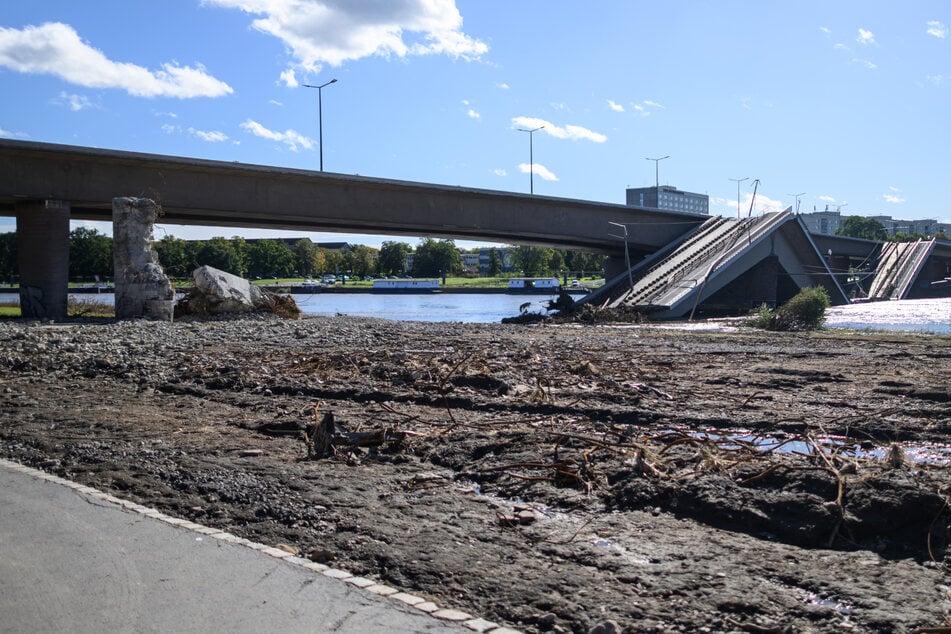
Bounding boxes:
607 99 624 112
819 26 832 35
206 0 487 77
511 116 607 143
631 101 662 117
743 193 785 215
927 20 947 38
279 68 299 88
240 119 314 151
518 163 557 182
189 128 229 142
269 99 284 106
496 82 510 90
154 111 178 118
0 22 233 98
550 102 567 111
819 195 836 202
852 58 877 70
884 187 905 204
492 168 507 177
161 123 180 134
466 108 480 119
834 42 849 51
0 127 28 139
54 91 95 111
857 28 875 45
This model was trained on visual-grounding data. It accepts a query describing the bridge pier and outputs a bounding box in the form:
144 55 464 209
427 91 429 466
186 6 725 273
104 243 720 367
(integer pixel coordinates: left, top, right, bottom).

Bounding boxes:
16 200 70 320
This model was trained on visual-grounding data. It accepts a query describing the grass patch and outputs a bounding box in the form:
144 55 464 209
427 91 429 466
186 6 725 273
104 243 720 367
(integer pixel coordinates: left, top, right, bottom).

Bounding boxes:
0 298 115 319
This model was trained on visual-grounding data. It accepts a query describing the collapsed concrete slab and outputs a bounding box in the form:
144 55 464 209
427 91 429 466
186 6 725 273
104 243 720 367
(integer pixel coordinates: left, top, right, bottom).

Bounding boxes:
112 197 174 321
178 266 300 318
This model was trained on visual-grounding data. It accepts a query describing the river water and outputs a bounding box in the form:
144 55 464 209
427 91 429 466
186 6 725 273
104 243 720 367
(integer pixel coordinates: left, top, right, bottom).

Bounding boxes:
1 292 949 333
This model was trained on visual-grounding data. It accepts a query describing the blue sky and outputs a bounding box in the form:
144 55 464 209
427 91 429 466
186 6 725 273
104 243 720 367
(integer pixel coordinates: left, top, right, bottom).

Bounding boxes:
1 1 948 248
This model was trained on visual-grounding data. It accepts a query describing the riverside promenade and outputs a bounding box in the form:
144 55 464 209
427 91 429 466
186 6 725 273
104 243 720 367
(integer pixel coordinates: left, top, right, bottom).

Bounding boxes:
0 460 507 634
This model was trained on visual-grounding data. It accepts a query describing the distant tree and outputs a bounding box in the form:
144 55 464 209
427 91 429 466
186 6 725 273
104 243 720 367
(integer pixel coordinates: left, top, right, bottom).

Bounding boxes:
323 249 344 275
888 232 925 242
565 250 603 276
154 235 191 278
378 241 412 276
512 245 554 276
487 248 502 277
345 244 379 278
247 239 295 278
0 232 16 282
195 237 243 276
935 231 949 241
836 216 888 241
293 239 319 277
312 248 329 274
230 237 250 275
413 238 461 277
69 227 113 281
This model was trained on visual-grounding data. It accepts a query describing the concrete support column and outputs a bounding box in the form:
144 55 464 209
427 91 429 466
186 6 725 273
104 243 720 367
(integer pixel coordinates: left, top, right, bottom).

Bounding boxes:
113 197 174 320
16 200 70 320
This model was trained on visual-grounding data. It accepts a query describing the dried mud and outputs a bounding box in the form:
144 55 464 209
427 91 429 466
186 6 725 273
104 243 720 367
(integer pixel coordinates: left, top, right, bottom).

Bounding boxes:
1 316 950 633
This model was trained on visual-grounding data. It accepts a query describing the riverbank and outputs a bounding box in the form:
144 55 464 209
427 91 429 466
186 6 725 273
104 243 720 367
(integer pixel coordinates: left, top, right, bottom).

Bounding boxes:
1 316 949 632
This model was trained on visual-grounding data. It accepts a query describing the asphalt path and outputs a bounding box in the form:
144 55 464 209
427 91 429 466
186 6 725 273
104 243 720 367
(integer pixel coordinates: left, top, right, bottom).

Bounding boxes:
0 460 487 634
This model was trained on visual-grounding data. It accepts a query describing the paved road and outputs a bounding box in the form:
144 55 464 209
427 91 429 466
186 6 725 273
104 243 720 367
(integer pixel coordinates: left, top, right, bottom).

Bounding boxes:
0 460 488 634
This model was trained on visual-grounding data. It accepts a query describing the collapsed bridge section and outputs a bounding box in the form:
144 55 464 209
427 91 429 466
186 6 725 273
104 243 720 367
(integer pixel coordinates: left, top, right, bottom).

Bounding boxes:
581 212 849 319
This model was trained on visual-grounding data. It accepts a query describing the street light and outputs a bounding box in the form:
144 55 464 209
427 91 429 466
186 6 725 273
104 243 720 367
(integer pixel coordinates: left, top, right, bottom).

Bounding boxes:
302 78 337 171
645 155 670 188
728 177 749 219
788 192 806 214
608 222 635 293
518 125 544 194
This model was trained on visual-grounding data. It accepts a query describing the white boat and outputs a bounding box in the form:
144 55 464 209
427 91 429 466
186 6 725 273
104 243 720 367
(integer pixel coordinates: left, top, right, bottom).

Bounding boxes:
372 279 440 292
507 277 560 291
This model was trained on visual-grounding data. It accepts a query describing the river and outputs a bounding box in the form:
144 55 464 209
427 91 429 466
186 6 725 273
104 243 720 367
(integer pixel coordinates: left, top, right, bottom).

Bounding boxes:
1 292 949 333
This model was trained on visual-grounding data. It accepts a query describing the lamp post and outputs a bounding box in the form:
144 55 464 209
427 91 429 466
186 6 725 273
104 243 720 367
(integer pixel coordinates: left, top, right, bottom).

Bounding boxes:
608 222 635 293
302 78 337 171
645 155 670 188
518 125 544 194
728 177 749 219
788 192 806 214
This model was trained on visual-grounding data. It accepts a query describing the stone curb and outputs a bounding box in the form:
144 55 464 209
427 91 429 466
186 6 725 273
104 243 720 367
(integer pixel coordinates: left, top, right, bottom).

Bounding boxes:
0 458 521 634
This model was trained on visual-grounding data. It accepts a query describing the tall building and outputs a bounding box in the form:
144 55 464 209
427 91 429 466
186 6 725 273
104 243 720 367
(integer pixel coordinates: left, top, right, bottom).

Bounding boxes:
626 186 709 215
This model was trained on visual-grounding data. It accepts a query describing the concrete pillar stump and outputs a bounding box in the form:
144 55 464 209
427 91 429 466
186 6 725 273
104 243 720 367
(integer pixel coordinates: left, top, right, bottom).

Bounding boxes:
16 200 70 320
112 197 174 321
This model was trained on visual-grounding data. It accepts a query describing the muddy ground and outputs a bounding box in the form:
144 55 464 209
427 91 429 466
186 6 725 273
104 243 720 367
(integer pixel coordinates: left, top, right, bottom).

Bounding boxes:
1 315 950 633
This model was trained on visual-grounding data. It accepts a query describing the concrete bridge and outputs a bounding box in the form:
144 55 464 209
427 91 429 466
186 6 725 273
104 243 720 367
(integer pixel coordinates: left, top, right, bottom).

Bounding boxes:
1 139 711 319
2 139 948 320
0 139 706 252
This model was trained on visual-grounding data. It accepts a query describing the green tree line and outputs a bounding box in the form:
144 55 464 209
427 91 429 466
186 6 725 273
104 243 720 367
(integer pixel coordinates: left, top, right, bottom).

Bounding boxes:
0 230 607 283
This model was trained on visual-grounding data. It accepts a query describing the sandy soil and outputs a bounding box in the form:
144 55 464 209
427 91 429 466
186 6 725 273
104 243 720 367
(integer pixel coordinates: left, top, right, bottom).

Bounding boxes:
1 315 950 633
